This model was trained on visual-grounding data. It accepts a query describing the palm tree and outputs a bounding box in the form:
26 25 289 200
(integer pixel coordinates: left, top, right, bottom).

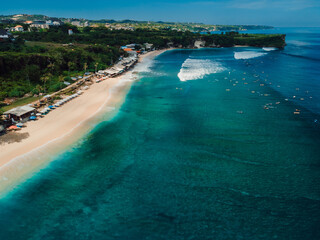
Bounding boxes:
40 73 52 93
68 61 72 76
36 85 43 101
58 75 65 89
84 62 88 73
47 62 55 74
94 62 99 73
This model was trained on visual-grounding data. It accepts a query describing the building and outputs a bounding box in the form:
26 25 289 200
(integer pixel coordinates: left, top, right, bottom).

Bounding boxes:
0 29 9 39
4 106 36 123
30 21 49 29
144 43 154 51
10 25 24 32
52 21 61 26
68 29 73 35
71 21 81 27
126 43 136 49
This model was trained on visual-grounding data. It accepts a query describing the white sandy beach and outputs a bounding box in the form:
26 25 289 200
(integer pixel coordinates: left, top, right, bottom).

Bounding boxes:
0 49 167 194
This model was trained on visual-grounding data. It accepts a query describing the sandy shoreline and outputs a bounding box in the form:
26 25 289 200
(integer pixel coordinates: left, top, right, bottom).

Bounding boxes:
0 49 168 195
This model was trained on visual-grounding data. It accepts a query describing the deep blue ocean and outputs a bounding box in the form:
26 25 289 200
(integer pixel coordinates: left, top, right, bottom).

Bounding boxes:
0 27 319 240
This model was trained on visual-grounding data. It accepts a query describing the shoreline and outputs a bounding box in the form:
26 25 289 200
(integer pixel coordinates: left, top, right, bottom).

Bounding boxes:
0 49 168 196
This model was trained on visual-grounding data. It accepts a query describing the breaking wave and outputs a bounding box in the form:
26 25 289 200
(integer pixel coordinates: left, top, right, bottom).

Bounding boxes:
234 51 267 60
178 58 226 81
263 47 277 51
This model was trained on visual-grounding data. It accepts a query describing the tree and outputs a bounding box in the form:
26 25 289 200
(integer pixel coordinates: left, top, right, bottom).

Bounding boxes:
36 85 43 100
84 62 88 72
40 73 52 92
94 62 99 73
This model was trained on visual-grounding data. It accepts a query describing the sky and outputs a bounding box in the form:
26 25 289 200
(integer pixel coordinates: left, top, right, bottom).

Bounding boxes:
1 0 320 27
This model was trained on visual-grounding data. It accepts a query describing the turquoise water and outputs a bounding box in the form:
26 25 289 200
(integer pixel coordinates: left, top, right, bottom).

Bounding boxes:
0 28 320 239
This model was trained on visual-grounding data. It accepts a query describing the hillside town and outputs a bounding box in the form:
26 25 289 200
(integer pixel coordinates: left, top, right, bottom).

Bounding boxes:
0 14 273 33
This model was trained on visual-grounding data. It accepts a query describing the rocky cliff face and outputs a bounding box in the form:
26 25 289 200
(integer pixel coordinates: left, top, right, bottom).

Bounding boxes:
194 40 206 48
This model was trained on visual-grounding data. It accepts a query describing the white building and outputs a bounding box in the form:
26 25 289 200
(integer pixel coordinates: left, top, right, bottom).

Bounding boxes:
11 25 24 32
30 21 49 29
71 21 81 27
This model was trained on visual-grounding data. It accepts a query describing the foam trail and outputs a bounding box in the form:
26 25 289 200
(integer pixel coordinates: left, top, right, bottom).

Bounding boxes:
288 40 309 46
178 58 226 81
234 51 267 60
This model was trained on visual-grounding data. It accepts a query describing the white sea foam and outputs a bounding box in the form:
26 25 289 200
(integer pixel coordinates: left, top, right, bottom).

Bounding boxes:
135 58 156 73
263 47 277 51
234 51 267 60
178 58 226 81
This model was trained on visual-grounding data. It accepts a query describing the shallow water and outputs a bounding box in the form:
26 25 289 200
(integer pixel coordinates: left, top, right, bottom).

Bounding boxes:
0 28 320 240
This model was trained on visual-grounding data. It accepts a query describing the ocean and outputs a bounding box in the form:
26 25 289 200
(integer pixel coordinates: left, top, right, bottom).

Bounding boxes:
0 27 319 240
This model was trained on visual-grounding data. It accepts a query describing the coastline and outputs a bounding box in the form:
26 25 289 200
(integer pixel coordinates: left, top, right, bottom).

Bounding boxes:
0 49 168 196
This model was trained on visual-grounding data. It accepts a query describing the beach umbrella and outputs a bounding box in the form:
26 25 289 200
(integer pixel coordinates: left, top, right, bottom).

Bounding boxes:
29 116 37 120
48 105 55 109
8 125 19 130
36 113 42 116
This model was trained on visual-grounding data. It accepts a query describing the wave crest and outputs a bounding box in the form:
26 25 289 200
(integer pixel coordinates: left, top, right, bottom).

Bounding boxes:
263 47 277 51
178 58 226 81
234 51 267 60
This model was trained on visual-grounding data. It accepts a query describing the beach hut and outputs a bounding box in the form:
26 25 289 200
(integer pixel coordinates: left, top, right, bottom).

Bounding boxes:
4 105 36 123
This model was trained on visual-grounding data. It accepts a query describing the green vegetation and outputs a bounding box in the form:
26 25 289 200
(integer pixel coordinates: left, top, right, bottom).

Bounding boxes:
0 36 121 108
16 26 285 49
202 32 286 48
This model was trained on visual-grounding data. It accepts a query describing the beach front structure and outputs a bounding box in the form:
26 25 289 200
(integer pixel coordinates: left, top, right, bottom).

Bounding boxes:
144 43 154 51
4 106 36 123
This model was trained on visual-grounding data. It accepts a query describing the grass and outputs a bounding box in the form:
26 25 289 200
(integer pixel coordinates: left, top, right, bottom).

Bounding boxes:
0 96 39 113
